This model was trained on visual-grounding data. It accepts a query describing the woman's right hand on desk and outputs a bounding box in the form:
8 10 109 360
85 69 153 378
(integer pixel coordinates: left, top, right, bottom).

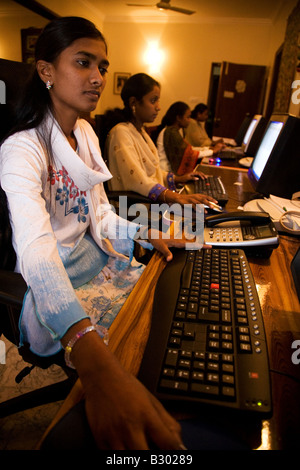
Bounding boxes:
160 188 218 211
63 319 185 450
175 171 207 184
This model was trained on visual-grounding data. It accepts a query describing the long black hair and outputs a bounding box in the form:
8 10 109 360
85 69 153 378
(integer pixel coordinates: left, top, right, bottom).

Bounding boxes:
191 103 208 119
161 101 190 127
7 17 106 138
151 101 189 145
121 72 160 120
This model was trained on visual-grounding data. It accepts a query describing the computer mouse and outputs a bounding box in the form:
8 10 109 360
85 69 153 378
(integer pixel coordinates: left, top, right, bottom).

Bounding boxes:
204 203 223 213
239 157 253 168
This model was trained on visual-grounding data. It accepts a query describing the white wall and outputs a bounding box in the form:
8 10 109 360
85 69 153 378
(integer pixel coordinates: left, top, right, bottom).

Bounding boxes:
0 8 47 60
99 2 296 124
100 20 273 123
0 0 105 60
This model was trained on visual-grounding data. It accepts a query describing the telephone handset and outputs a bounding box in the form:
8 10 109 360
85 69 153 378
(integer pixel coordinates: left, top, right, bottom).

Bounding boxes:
204 211 279 249
205 211 271 227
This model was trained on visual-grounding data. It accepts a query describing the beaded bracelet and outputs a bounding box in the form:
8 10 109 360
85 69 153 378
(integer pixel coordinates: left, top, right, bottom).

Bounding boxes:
163 188 176 203
161 188 168 203
64 324 109 369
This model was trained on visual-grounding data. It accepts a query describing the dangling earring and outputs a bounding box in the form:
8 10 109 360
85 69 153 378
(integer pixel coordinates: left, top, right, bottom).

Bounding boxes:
46 80 52 90
132 105 136 116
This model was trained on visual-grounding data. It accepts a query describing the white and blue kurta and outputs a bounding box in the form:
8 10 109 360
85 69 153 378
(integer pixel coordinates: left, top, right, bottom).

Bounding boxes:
0 116 148 357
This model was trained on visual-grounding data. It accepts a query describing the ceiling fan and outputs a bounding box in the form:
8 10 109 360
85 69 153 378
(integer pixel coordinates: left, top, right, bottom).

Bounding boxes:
126 1 196 15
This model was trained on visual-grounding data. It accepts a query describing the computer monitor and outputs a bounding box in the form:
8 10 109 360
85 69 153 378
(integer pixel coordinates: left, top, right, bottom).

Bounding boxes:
234 114 252 146
248 113 300 198
242 114 267 156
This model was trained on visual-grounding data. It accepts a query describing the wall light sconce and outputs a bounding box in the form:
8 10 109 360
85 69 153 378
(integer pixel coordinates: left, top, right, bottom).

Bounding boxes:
143 41 165 75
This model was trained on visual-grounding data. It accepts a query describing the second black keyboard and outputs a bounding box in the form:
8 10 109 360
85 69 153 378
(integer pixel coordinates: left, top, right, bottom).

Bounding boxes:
185 175 229 206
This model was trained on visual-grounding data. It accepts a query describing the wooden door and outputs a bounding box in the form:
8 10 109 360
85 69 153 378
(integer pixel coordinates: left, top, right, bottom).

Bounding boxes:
212 61 267 138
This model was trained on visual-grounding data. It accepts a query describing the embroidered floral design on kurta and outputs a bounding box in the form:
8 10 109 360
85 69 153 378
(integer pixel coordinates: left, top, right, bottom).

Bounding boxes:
48 165 89 222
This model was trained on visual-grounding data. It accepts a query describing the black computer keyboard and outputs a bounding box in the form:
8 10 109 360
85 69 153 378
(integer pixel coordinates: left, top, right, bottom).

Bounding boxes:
186 176 229 206
138 248 272 416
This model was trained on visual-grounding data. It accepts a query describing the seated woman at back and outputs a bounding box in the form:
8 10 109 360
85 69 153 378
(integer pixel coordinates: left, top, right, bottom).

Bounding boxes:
161 101 214 175
184 103 224 152
105 73 217 208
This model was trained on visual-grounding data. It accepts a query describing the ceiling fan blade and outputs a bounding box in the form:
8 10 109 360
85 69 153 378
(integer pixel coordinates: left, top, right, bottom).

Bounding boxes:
126 2 196 15
156 2 195 15
168 6 195 15
126 3 155 6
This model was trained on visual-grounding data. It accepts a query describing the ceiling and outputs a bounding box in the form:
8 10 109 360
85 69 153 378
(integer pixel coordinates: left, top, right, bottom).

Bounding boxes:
7 0 293 24
85 0 288 22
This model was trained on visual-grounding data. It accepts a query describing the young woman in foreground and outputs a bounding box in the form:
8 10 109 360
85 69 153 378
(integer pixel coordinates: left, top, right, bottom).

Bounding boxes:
0 17 196 450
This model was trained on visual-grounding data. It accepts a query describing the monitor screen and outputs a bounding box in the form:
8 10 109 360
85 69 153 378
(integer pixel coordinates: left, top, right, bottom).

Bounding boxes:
248 114 300 198
243 115 267 156
251 120 283 180
243 118 259 147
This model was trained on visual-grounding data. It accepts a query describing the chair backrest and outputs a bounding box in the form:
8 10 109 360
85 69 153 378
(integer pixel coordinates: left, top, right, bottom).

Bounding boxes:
0 58 33 143
0 59 32 270
0 186 16 271
0 185 26 343
94 114 109 157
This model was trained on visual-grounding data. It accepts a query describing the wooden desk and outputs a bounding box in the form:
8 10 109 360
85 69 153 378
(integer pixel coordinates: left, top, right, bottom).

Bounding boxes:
39 165 300 450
